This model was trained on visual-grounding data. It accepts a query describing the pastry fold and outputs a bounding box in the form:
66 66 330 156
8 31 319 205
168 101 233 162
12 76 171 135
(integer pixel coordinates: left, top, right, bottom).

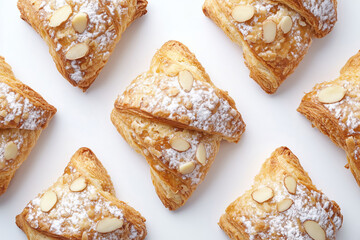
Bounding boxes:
298 50 360 186
0 56 56 196
16 147 147 240
219 147 343 240
202 0 337 94
17 0 148 91
111 40 245 210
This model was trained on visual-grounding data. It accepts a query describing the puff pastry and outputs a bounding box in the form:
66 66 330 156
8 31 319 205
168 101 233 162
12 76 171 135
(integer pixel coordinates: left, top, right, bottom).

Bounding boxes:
111 40 245 210
202 0 337 94
17 0 148 91
219 147 343 240
298 51 360 187
16 147 147 240
0 57 56 196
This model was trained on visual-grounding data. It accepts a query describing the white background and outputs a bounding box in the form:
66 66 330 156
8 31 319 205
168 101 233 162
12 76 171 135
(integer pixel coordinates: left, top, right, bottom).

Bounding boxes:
0 0 359 239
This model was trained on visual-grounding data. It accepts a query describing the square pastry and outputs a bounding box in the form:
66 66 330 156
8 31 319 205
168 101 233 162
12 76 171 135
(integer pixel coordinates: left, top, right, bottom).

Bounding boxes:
16 148 147 240
219 147 343 240
202 0 337 94
298 50 360 186
17 0 148 91
0 57 56 196
111 40 246 210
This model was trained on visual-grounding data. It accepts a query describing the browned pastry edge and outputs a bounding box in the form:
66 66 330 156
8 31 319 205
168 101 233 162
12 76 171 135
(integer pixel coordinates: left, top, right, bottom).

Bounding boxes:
0 57 57 129
17 0 148 92
16 147 147 240
202 0 306 94
273 0 337 38
218 146 343 239
298 50 360 186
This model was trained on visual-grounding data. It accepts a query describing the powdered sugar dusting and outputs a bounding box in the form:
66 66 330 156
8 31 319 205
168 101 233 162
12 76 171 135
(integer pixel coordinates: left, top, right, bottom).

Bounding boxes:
0 82 47 130
117 73 244 141
24 174 143 239
302 0 336 31
236 182 342 239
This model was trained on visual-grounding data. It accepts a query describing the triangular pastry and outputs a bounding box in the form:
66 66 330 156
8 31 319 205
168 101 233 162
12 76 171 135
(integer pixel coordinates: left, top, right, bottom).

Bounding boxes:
298 50 360 186
202 0 337 94
111 41 246 210
16 147 147 239
0 57 56 196
17 0 148 91
219 147 343 240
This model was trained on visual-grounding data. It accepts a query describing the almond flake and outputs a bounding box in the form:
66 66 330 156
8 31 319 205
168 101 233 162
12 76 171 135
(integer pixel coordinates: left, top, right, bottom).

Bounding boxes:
4 141 18 160
231 5 255 23
280 16 293 34
40 191 58 212
178 70 194 92
72 12 88 33
49 5 72 27
196 143 206 165
170 137 190 152
277 198 294 212
96 218 124 233
303 220 326 240
284 176 297 194
65 43 89 60
70 177 87 192
179 161 196 174
251 186 274 203
318 86 346 104
263 20 277 43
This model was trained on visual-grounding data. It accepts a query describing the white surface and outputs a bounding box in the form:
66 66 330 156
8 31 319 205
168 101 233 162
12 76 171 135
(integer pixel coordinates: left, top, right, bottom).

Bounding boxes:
0 0 359 239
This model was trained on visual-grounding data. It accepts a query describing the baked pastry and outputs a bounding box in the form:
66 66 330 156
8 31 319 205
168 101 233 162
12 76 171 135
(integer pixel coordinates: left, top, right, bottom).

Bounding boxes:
202 0 337 94
17 0 148 91
298 51 360 186
0 56 56 196
16 147 147 239
219 147 343 240
111 40 245 210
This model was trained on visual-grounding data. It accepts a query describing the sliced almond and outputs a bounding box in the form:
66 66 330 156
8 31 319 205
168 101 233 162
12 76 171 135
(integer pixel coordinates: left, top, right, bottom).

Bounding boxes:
82 232 88 240
280 16 293 34
251 186 274 203
70 177 87 192
303 220 326 240
170 137 190 152
263 20 277 43
299 20 307 26
178 70 194 92
65 43 89 60
96 218 124 233
49 5 72 27
277 198 294 212
196 143 206 165
284 176 297 194
231 5 255 23
40 191 58 212
72 12 88 33
179 161 196 174
318 86 346 104
0 161 5 169
4 141 18 160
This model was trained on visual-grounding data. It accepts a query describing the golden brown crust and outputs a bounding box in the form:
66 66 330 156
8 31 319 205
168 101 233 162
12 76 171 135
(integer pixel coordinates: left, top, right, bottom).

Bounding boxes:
298 50 360 186
0 57 56 196
111 41 244 210
203 0 336 94
219 147 343 240
17 0 147 91
16 147 147 240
